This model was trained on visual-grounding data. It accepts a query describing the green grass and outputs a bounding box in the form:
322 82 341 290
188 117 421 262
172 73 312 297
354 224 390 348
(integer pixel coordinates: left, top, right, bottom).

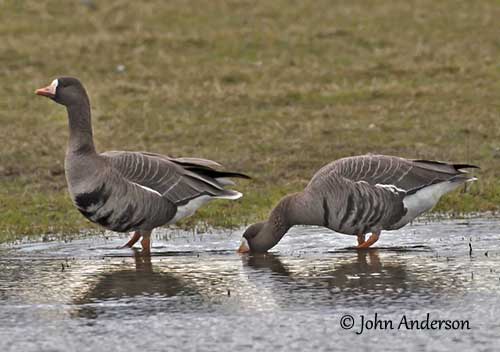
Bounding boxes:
1 0 499 242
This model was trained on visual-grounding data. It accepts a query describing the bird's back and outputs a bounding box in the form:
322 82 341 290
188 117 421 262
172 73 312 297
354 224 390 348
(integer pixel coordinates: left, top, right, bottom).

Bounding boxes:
305 154 477 235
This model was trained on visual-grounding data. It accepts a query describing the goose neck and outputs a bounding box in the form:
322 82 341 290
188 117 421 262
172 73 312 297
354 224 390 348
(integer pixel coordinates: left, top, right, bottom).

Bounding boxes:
66 102 96 155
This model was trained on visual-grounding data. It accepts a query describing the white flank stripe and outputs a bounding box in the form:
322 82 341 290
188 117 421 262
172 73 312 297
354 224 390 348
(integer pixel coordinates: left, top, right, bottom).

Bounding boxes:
133 182 162 196
375 183 406 193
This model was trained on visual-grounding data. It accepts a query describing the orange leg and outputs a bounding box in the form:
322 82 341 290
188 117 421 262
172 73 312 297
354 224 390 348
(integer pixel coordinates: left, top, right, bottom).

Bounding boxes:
122 231 141 248
357 234 366 245
356 232 380 249
140 231 152 256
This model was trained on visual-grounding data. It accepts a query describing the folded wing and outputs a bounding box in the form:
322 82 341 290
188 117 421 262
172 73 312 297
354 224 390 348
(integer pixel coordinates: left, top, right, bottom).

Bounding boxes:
101 151 250 206
326 154 477 192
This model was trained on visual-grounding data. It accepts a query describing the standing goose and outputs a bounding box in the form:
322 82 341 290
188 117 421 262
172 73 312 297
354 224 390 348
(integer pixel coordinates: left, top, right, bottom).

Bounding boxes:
238 154 477 253
35 77 250 254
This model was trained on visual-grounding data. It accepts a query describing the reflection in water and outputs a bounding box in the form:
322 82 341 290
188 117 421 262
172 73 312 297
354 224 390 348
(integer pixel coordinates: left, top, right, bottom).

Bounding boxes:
72 251 198 319
1 219 499 351
241 250 456 307
244 252 291 276
70 248 464 319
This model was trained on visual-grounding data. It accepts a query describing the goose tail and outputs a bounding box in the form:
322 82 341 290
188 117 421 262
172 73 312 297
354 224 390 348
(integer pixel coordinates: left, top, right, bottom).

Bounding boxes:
449 174 478 184
411 159 480 174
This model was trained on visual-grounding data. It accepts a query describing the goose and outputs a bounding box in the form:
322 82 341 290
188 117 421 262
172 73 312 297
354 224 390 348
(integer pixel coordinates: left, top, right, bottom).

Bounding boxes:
238 154 478 253
35 77 250 254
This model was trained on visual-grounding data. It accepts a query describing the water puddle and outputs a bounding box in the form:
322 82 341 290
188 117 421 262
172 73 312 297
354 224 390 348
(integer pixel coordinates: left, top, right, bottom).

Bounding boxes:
1 218 499 351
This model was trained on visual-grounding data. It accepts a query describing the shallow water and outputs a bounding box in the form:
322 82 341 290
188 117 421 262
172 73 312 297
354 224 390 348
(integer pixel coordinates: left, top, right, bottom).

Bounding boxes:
1 219 500 351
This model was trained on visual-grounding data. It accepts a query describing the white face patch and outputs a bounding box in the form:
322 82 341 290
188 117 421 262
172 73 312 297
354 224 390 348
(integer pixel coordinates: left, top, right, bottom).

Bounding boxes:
46 79 59 96
238 238 250 253
35 78 59 97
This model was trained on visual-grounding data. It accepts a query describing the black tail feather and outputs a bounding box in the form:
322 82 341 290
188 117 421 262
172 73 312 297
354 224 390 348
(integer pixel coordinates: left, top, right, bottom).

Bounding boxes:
412 159 480 173
186 167 251 180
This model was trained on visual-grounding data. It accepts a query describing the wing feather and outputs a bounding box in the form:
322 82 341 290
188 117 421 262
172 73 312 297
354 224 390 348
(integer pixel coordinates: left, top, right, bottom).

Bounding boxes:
318 154 477 192
101 151 246 205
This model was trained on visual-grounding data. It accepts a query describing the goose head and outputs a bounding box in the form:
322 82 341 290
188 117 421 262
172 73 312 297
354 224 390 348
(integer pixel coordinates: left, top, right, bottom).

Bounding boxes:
237 193 306 253
35 77 88 106
238 222 266 253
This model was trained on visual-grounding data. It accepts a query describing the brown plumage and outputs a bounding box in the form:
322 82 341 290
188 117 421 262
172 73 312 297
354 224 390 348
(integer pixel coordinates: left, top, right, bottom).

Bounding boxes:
36 77 250 254
240 154 478 253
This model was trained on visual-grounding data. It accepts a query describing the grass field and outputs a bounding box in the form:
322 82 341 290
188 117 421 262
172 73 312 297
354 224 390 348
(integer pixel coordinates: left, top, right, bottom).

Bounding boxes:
1 0 499 242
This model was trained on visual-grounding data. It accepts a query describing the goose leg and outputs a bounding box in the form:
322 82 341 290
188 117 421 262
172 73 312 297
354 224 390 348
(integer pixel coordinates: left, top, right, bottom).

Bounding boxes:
122 231 141 248
356 232 380 249
357 234 366 245
140 230 152 255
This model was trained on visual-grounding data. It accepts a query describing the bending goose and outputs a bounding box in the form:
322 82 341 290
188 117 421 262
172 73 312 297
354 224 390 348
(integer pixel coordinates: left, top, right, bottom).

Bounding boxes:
35 77 250 254
238 154 477 253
